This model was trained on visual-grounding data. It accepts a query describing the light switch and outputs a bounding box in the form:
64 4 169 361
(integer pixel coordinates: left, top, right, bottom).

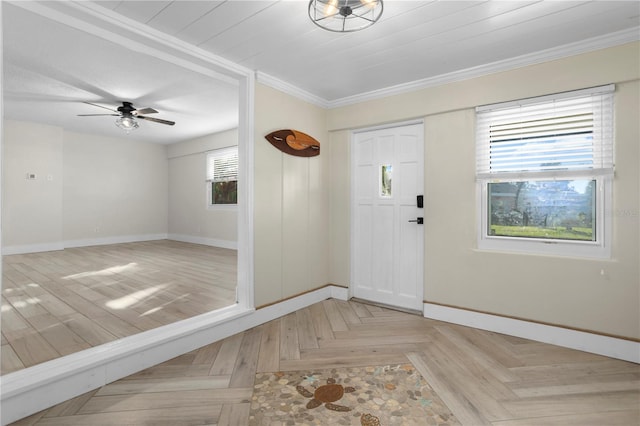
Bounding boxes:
26 173 37 180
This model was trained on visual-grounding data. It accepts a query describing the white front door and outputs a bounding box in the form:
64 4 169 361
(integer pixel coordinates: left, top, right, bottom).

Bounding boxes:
351 122 424 311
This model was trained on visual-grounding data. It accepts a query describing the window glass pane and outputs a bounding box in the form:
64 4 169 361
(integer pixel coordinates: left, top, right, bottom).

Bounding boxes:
212 181 237 205
488 180 595 241
381 165 392 197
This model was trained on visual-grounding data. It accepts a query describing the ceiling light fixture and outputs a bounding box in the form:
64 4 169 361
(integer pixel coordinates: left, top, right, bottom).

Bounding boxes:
115 115 139 133
309 0 383 32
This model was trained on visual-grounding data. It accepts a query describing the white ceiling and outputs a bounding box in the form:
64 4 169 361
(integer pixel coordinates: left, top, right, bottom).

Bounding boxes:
3 1 639 144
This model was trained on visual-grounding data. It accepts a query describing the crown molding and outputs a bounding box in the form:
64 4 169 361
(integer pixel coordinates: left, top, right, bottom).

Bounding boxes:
327 26 640 108
255 71 330 109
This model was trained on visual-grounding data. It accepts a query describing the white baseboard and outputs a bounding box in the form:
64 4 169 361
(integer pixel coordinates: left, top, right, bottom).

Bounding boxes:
423 302 640 364
0 285 342 425
2 234 169 255
167 233 238 250
2 242 65 255
331 285 350 300
64 233 168 249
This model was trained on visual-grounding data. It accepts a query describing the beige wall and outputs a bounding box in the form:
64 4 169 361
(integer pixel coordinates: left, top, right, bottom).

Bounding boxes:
253 84 329 307
2 120 64 248
326 42 640 339
167 129 238 245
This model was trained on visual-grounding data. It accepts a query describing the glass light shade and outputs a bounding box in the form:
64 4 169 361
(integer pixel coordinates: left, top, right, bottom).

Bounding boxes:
309 0 383 32
115 115 139 133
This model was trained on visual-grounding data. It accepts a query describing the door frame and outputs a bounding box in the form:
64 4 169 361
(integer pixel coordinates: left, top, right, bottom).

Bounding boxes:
349 119 425 310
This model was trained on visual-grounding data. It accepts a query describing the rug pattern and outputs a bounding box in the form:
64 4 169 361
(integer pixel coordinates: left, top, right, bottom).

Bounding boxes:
249 364 459 425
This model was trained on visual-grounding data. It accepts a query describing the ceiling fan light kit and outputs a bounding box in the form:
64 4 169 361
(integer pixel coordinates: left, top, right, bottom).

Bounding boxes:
115 115 139 133
309 0 383 32
78 101 175 134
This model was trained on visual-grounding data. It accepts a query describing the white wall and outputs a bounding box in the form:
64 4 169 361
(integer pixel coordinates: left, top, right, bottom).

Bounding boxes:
326 42 640 340
63 130 168 245
2 120 64 251
167 129 238 248
2 121 168 252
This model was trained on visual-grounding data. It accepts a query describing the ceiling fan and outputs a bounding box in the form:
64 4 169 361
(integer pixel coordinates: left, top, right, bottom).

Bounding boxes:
78 101 175 132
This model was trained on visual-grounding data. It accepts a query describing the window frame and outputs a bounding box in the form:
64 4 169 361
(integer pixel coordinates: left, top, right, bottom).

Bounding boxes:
475 85 614 259
206 145 239 210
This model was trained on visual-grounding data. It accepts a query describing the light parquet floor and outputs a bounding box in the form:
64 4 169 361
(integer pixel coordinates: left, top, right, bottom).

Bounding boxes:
1 240 237 375
9 299 640 425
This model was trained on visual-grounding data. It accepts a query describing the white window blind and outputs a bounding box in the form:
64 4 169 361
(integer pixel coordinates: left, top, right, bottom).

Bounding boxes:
476 85 614 180
206 146 238 182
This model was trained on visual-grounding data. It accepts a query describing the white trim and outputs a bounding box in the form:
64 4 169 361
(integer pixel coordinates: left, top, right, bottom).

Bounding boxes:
2 242 65 255
255 71 330 109
256 27 638 108
351 118 425 134
330 285 350 300
0 286 344 425
167 234 237 250
476 84 615 112
2 234 171 255
64 234 168 249
236 69 255 311
423 303 640 364
2 234 240 255
329 28 639 108
476 177 613 259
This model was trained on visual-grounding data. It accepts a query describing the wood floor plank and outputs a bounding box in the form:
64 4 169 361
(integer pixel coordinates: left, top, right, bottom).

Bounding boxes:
501 391 640 418
279 312 300 361
419 335 515 422
256 320 280 373
209 333 244 376
42 390 98 418
0 343 25 374
60 313 117 347
32 405 223 426
491 409 640 426
407 352 491 426
435 324 520 383
321 299 348 332
78 389 251 414
308 301 334 343
229 327 262 387
192 340 223 366
217 402 251 426
26 313 91 356
3 329 60 367
95 376 232 396
295 307 319 350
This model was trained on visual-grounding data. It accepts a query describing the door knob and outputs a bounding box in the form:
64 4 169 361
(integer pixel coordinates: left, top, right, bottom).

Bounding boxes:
408 217 423 224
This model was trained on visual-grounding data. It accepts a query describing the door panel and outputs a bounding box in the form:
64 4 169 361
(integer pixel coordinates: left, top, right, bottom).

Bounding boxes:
352 123 424 311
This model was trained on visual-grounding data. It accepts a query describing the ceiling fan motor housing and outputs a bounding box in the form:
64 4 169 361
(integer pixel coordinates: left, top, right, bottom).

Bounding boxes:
117 101 136 115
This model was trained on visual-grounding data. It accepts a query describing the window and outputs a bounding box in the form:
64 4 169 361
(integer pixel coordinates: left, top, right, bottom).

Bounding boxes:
206 146 238 206
476 85 614 258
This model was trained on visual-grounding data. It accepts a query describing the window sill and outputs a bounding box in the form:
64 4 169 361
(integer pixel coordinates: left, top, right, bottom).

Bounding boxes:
476 237 611 260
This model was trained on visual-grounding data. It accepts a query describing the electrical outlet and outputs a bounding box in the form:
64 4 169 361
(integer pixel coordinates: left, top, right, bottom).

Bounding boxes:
26 173 37 180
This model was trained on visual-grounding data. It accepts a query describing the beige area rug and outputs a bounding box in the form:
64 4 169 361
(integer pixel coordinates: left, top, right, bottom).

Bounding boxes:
249 364 459 425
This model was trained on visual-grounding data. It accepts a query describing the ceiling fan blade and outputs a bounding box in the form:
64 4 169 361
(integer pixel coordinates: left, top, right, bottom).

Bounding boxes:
134 108 158 115
78 113 120 116
137 115 175 126
83 101 118 112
